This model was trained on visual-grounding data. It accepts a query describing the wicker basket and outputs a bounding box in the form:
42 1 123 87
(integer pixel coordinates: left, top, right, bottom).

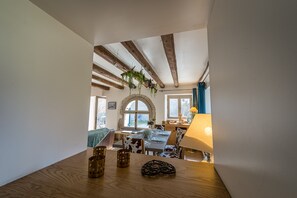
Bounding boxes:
88 155 105 178
117 149 130 168
93 145 106 157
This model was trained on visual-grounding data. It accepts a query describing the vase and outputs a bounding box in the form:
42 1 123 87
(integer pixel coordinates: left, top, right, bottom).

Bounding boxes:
187 113 195 124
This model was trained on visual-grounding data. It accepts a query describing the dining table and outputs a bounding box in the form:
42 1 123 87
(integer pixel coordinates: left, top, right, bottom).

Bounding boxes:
113 130 171 155
0 149 231 198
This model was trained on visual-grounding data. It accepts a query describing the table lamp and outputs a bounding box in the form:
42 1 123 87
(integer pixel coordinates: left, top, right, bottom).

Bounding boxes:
179 114 213 161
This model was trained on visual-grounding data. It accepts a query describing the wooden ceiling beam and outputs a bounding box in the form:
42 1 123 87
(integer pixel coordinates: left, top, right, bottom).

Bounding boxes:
121 41 165 88
91 82 110 90
92 63 129 86
92 75 124 89
161 34 179 87
94 46 131 72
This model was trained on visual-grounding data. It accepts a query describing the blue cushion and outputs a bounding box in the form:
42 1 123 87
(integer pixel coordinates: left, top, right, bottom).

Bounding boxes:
87 128 110 147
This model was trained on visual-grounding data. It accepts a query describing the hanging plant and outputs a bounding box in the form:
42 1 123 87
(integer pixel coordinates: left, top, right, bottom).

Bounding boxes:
145 79 157 95
149 83 158 96
121 67 135 85
121 67 158 95
134 69 145 94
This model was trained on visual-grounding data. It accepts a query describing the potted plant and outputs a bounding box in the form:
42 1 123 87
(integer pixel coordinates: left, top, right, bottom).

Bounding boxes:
121 68 158 95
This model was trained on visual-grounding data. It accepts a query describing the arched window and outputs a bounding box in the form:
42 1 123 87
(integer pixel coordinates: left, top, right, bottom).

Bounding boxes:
120 95 155 130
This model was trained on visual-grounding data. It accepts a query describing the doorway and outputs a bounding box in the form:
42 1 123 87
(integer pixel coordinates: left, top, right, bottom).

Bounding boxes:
88 96 106 130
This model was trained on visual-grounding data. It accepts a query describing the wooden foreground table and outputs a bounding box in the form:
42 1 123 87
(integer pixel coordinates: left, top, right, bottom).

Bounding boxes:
0 149 230 198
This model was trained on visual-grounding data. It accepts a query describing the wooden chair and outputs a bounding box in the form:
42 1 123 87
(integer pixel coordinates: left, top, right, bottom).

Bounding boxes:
122 136 145 154
159 128 186 158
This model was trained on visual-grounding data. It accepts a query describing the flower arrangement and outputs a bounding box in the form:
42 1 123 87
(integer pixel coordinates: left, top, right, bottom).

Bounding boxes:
190 107 198 113
187 107 198 123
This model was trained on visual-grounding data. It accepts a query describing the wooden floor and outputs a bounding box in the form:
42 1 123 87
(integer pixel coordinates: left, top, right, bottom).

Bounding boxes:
0 149 230 198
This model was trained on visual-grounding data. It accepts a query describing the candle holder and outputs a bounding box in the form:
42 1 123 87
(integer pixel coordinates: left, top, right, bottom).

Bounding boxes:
88 155 105 178
117 149 130 168
93 145 106 157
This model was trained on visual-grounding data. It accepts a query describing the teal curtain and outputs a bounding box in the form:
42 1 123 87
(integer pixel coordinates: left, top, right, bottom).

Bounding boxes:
198 82 206 113
192 88 198 108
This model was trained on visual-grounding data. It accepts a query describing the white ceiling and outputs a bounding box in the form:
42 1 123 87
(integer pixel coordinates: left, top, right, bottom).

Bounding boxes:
94 28 208 86
30 0 212 87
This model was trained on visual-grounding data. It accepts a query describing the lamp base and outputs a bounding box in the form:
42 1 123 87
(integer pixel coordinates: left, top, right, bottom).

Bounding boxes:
203 152 211 163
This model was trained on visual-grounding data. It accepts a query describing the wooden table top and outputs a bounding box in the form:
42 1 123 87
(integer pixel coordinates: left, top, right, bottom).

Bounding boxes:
0 149 230 198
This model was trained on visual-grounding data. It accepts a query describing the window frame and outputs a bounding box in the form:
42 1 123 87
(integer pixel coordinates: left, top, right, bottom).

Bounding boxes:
95 96 107 129
120 94 156 131
123 98 150 130
88 96 106 130
167 95 192 119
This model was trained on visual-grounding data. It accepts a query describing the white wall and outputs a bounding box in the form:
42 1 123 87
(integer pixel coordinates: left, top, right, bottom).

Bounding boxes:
0 0 93 186
104 85 195 130
208 0 297 197
91 86 103 96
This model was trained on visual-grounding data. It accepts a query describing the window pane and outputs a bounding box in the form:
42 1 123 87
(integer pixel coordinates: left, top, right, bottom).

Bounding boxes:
125 101 136 111
96 98 106 129
88 96 96 130
137 114 149 128
138 100 148 111
169 98 178 117
181 98 191 117
124 113 135 127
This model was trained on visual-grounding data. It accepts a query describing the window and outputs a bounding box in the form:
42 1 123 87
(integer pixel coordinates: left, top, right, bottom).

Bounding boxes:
88 96 106 130
167 95 192 119
124 99 150 129
120 95 155 130
96 97 107 129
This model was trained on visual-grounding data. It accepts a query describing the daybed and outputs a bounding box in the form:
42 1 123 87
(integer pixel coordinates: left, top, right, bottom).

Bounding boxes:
87 128 115 148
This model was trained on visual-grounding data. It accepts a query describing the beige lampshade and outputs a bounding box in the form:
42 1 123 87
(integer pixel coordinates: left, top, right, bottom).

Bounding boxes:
179 114 213 153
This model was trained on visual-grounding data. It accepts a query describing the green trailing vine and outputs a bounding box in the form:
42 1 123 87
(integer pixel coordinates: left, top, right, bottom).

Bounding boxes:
121 67 158 95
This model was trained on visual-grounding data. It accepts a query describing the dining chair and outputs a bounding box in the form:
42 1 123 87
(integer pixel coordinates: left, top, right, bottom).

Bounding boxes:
122 136 145 154
159 128 186 158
